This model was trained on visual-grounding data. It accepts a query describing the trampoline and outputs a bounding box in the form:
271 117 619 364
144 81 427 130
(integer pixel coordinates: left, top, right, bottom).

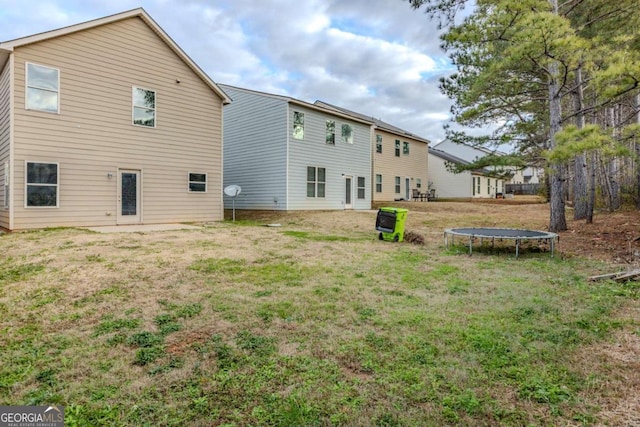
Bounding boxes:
444 227 558 258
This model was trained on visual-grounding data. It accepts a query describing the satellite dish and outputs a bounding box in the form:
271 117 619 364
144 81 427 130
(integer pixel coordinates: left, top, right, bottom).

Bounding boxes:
224 184 241 197
223 185 242 222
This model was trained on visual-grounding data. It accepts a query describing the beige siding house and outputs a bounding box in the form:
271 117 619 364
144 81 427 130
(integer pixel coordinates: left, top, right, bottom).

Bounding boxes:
314 101 430 202
372 127 429 202
0 8 230 230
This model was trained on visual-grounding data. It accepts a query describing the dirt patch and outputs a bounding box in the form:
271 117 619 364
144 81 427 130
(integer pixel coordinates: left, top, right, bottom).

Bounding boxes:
560 209 640 266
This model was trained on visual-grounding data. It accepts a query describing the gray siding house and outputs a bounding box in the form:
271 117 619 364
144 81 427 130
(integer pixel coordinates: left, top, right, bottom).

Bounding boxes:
220 85 373 211
315 101 430 202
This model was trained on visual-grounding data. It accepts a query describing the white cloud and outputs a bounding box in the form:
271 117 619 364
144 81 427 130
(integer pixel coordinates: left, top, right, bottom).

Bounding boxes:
0 0 461 141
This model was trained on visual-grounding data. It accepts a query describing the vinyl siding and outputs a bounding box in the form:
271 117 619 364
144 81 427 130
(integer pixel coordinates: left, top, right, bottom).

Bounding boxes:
288 105 371 210
11 17 224 229
0 60 10 229
429 154 505 198
221 86 288 210
428 153 473 198
476 176 504 198
373 130 428 201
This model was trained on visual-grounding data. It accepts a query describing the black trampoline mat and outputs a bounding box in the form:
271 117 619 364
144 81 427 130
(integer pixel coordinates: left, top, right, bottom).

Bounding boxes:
446 228 556 239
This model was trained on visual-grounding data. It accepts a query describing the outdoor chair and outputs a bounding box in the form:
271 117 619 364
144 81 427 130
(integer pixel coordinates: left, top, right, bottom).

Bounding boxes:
412 188 423 201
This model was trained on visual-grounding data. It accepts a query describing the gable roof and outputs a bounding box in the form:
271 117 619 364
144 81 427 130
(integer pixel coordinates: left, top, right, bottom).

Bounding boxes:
432 139 508 159
314 100 431 145
429 147 469 165
219 84 374 126
0 8 231 104
429 147 499 176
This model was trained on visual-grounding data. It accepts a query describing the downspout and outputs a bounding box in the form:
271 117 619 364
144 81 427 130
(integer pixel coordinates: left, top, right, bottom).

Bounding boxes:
370 124 374 208
285 103 290 210
220 103 225 221
7 52 14 230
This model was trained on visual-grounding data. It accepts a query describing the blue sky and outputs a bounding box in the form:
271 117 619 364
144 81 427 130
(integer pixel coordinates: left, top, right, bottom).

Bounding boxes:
0 0 457 142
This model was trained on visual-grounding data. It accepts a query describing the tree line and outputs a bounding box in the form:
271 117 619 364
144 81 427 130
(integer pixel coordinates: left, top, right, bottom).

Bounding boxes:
406 0 640 231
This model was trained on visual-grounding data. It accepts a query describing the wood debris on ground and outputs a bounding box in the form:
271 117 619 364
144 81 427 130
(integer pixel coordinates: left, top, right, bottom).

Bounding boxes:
588 269 640 282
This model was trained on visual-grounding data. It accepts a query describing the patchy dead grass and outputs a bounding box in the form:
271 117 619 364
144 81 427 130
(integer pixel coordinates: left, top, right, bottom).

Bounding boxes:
1 200 639 425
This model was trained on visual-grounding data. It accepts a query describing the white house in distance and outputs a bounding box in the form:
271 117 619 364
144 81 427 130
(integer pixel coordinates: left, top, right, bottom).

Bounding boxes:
219 84 373 211
433 139 543 186
0 8 230 230
511 167 543 184
429 148 506 198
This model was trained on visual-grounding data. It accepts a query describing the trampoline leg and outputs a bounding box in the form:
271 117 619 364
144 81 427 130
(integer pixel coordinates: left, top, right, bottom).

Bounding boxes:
515 239 520 258
469 236 473 256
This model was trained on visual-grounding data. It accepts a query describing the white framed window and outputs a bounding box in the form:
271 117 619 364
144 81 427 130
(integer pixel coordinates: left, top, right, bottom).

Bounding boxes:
133 87 156 127
376 135 382 153
326 120 335 145
3 162 8 209
293 111 304 140
416 178 422 189
25 162 58 208
341 124 353 144
395 176 401 194
395 140 400 157
307 166 325 198
26 63 59 113
403 141 410 155
375 174 382 193
188 172 207 192
357 177 365 199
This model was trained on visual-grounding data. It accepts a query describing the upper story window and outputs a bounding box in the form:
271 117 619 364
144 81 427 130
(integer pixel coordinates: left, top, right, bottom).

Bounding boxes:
376 135 382 153
395 140 400 157
403 141 410 155
133 87 156 127
341 124 353 144
26 63 59 113
293 111 304 140
26 162 58 208
188 173 207 192
326 120 335 145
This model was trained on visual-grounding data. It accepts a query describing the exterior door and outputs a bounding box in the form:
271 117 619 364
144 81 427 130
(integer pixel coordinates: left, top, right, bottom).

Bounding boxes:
117 169 141 224
405 178 410 200
345 176 352 209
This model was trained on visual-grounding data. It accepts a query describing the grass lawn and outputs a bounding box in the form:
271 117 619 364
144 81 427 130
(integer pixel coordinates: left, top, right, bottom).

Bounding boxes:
1 203 639 426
